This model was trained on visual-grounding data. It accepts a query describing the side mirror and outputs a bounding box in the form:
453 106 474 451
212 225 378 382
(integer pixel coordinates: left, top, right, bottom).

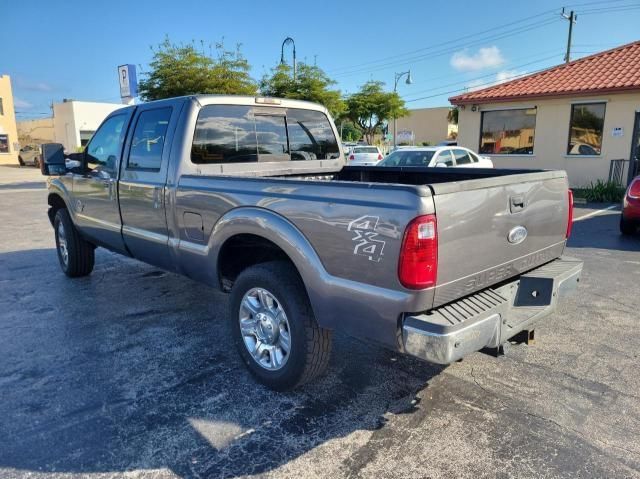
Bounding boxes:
65 152 85 173
40 143 66 176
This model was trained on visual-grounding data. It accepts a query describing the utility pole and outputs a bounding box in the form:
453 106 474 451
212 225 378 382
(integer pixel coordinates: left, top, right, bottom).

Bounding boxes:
561 8 577 64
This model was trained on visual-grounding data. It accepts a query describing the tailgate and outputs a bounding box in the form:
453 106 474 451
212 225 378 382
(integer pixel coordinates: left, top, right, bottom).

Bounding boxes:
430 170 570 307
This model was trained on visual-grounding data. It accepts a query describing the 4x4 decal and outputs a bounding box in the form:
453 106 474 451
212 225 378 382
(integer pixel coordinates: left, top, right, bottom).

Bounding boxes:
347 215 386 262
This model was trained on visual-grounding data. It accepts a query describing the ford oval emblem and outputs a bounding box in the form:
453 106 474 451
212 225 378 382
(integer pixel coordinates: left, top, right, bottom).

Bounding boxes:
508 226 528 244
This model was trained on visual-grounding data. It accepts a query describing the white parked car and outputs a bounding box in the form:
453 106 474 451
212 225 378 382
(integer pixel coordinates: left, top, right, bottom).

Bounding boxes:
347 145 384 166
378 146 493 168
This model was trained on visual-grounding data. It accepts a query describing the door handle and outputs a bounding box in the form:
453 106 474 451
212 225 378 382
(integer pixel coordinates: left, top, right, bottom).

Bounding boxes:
510 195 525 213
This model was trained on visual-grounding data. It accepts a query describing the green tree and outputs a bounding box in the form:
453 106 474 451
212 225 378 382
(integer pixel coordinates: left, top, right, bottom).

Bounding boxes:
138 37 257 101
338 121 362 142
447 107 459 125
259 63 345 119
346 81 407 144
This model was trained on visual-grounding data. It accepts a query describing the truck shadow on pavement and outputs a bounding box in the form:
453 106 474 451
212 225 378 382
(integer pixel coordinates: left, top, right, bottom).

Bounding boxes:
0 248 443 478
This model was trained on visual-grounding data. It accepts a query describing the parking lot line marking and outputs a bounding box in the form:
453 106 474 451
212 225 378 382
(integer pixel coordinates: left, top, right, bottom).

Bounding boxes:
573 205 618 222
0 189 46 194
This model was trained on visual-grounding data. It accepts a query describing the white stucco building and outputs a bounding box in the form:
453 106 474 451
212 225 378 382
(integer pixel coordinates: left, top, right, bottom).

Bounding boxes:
52 100 125 151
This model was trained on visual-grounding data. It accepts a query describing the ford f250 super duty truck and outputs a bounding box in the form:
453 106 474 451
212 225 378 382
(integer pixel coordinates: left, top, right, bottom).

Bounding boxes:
41 95 583 390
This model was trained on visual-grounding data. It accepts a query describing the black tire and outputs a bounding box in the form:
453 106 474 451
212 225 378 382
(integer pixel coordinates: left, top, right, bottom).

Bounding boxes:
230 261 332 391
620 216 636 235
54 208 95 277
18 156 25 167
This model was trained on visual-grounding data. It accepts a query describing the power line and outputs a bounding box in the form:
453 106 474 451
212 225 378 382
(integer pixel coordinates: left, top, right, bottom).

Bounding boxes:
328 0 632 78
399 52 562 99
327 8 559 75
389 47 561 90
333 17 562 79
581 5 640 15
403 65 554 103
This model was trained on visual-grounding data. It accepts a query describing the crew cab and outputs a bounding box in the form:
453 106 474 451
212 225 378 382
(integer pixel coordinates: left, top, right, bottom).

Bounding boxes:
41 95 582 390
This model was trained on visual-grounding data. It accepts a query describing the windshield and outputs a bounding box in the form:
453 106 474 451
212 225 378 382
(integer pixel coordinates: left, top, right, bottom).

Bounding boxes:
379 150 436 167
354 147 378 154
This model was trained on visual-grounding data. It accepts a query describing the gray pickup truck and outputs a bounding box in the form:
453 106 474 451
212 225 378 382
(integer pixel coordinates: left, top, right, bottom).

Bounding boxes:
41 95 583 390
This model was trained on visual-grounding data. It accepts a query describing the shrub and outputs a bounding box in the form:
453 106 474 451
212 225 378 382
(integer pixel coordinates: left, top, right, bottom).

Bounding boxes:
574 180 625 203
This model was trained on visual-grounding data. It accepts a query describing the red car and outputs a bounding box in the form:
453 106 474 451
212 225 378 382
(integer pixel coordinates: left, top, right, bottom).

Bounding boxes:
621 175 640 235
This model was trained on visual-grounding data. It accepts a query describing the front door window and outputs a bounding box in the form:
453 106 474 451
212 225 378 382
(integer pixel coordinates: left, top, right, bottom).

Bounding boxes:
85 114 127 177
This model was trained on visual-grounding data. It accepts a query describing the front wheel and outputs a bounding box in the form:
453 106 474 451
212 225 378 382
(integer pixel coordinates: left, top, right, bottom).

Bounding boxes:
54 209 95 277
230 261 332 391
18 156 25 166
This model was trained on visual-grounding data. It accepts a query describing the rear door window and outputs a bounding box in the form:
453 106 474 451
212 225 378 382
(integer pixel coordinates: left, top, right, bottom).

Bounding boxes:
453 148 472 165
127 107 172 171
434 150 454 166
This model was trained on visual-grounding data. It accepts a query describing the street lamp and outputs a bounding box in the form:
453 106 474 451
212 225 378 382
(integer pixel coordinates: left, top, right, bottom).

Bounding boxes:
280 37 297 81
393 70 412 148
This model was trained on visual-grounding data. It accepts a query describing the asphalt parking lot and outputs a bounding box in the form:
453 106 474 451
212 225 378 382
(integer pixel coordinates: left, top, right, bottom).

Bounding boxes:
1 165 639 479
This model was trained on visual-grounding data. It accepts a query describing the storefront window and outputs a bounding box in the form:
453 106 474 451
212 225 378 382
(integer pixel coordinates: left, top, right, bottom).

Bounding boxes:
479 108 537 155
567 103 606 155
0 134 9 153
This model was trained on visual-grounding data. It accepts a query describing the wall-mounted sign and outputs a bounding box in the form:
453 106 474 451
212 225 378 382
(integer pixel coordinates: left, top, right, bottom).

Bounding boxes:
396 130 414 143
117 64 138 99
612 127 624 137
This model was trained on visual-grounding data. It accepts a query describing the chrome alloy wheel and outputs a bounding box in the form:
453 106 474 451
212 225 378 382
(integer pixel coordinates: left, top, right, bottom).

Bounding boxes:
239 288 291 371
57 221 69 267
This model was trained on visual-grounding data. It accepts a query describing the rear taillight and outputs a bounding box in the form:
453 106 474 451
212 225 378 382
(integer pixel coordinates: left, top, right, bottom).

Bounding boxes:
566 189 574 239
349 154 355 160
377 153 383 160
629 178 640 198
399 215 438 289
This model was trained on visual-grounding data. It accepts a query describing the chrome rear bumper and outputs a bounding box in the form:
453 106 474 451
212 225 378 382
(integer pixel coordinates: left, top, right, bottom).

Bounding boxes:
402 256 583 364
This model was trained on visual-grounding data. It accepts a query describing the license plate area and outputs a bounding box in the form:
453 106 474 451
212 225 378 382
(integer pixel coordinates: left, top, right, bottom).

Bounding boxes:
514 277 553 307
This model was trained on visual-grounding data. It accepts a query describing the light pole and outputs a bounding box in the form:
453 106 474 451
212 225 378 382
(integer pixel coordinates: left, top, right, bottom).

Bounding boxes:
393 70 412 148
280 37 297 81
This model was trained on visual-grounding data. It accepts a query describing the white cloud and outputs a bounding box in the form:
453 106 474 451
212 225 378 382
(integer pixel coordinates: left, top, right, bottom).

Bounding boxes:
465 70 527 92
496 69 527 83
14 78 53 92
13 97 33 109
450 46 505 71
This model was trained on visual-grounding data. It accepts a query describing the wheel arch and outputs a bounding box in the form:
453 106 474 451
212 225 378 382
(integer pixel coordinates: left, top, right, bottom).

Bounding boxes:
211 207 330 327
47 192 68 226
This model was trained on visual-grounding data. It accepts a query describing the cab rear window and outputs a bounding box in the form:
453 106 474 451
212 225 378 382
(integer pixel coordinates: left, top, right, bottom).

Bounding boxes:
191 105 340 164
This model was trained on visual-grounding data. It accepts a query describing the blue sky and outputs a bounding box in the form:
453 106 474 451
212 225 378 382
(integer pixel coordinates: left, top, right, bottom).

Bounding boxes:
4 0 639 119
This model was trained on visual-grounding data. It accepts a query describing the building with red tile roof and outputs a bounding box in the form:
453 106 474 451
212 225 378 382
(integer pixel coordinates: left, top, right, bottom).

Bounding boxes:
449 41 640 187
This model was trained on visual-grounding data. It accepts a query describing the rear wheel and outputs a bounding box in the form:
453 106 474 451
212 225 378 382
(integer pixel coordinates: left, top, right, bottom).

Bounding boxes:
229 261 332 391
54 209 95 277
18 156 25 166
620 216 636 235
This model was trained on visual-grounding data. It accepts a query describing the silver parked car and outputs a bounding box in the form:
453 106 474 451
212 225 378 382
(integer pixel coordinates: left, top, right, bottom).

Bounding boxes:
18 144 42 167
